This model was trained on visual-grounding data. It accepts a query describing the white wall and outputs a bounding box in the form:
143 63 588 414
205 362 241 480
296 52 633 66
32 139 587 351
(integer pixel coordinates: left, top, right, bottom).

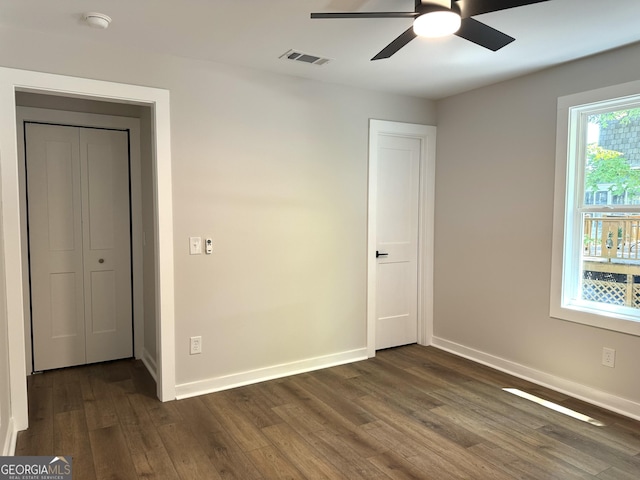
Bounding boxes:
0 25 435 403
434 42 640 415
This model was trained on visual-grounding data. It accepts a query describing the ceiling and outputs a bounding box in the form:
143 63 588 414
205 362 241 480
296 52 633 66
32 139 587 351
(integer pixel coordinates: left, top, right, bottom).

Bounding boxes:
1 0 640 99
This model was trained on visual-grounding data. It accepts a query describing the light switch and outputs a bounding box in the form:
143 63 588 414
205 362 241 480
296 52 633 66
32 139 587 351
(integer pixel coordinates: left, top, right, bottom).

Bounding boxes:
189 236 202 255
205 237 213 254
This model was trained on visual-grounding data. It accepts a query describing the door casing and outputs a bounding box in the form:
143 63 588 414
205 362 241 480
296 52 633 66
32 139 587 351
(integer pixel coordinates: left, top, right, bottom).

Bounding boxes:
18 109 143 373
0 68 175 434
367 119 436 357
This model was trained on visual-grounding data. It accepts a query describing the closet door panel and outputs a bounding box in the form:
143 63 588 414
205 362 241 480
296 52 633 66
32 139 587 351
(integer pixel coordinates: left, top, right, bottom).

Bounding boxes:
26 123 86 371
80 128 133 363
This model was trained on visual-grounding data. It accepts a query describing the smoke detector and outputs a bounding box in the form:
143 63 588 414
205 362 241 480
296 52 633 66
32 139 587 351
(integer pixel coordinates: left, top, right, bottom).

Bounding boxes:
84 12 112 29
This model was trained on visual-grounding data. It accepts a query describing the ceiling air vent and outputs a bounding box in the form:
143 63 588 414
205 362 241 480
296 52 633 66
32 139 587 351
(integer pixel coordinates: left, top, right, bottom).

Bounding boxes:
280 49 331 66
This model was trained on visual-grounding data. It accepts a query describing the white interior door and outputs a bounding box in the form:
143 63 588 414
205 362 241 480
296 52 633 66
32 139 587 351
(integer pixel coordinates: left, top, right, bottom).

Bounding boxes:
374 134 421 350
80 128 132 364
26 123 132 371
26 124 86 370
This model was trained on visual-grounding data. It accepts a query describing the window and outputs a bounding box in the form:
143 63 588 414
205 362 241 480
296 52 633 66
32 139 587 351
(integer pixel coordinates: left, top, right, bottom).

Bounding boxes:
551 81 640 336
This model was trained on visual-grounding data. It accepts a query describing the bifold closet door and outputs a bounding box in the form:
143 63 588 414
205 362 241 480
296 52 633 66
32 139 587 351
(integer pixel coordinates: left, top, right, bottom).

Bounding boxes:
26 123 133 371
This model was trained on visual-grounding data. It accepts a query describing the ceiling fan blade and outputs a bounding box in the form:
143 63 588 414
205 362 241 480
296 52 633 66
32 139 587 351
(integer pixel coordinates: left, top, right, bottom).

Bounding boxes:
311 12 419 19
371 27 417 61
455 17 515 51
455 0 549 18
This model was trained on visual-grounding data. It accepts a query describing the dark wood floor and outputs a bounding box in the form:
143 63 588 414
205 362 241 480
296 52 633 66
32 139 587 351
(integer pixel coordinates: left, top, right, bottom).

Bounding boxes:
15 345 640 479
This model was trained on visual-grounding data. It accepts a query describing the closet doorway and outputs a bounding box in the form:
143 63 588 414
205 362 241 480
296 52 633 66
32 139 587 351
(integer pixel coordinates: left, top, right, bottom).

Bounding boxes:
17 101 150 376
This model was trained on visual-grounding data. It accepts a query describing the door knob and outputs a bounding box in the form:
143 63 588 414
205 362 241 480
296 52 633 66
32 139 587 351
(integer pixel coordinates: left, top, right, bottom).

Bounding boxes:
376 251 389 258
98 258 105 264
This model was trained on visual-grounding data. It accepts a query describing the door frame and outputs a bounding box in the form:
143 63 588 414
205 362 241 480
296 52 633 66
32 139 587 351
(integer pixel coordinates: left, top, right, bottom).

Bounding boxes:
0 67 176 433
367 119 436 358
17 108 144 373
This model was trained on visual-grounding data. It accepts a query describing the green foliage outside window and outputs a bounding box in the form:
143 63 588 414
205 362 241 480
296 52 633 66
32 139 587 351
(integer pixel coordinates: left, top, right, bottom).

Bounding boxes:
585 108 640 204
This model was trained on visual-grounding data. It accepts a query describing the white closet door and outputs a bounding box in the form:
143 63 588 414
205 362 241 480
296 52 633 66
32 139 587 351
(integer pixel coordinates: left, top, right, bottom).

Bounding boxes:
27 123 133 371
80 128 132 364
27 124 86 371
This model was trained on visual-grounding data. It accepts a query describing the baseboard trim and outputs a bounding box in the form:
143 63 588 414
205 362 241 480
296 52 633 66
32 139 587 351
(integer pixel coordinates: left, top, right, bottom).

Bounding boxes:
141 349 157 382
175 348 368 400
1 418 17 456
432 336 640 421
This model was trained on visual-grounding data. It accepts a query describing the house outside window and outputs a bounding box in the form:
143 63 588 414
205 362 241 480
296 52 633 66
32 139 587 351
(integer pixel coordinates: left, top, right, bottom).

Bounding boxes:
595 190 609 205
551 82 640 336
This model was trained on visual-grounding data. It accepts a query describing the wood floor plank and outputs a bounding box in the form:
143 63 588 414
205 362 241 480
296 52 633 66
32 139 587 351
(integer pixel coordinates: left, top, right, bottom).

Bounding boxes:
409 407 486 449
436 391 613 476
465 379 596 430
290 373 376 426
276 378 374 437
431 403 604 479
200 391 272 452
374 352 474 393
326 362 363 379
157 422 222 480
174 397 263 480
273 402 388 460
53 410 96 480
347 366 443 414
541 408 640 457
81 373 120 431
115 391 181 480
466 442 541 480
129 450 181 480
221 385 284 429
435 382 549 430
539 423 640 476
144 398 184 428
307 429 390 480
246 445 305 479
271 402 328 434
597 466 640 480
560 396 631 427
405 450 475 480
361 419 427 459
16 384 54 456
262 422 346 479
395 345 528 390
357 394 516 480
248 378 302 408
367 450 437 480
89 424 138 480
119 397 168 455
52 378 84 414
309 367 369 401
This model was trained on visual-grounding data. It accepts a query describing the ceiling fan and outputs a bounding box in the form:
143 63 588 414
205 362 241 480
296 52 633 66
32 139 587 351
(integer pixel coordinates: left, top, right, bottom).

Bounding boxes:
311 0 549 60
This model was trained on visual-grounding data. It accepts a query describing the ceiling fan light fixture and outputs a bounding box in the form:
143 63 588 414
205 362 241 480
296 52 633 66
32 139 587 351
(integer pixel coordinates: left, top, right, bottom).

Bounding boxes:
413 10 461 38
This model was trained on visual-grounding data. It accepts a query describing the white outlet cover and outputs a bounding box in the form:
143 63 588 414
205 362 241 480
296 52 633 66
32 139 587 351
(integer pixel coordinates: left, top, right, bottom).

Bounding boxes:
602 347 616 367
190 336 202 355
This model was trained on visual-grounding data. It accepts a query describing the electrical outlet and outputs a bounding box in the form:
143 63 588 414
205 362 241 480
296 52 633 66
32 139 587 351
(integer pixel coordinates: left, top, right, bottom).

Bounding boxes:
602 347 615 368
190 336 202 355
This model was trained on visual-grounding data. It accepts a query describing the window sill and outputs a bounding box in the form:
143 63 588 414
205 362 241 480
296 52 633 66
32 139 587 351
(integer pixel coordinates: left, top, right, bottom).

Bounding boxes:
551 301 640 336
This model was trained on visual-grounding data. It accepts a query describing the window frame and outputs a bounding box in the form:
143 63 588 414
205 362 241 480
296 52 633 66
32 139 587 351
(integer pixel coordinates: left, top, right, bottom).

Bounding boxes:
551 80 640 336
